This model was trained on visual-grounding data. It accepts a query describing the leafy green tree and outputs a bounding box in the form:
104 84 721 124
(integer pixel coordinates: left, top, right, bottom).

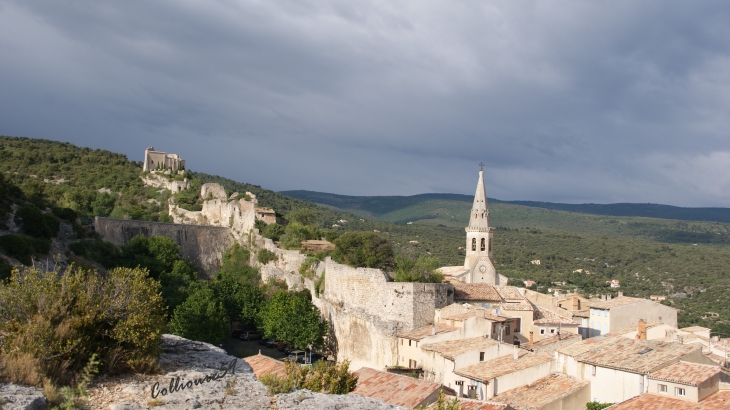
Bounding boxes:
262 222 285 242
332 231 394 270
169 285 229 345
159 260 198 316
391 255 443 283
280 222 319 250
257 290 327 349
91 192 116 216
287 209 316 226
212 267 266 328
119 235 183 280
14 205 59 238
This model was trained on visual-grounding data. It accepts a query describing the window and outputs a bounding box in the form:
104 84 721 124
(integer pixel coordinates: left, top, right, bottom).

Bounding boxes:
550 329 555 334
590 308 594 316
401 339 403 345
409 340 412 346
676 387 686 397
592 365 596 376
540 329 545 335
603 310 608 317
472 238 476 251
514 318 521 333
506 325 510 336
658 384 667 393
489 238 492 252
481 238 486 251
479 352 485 361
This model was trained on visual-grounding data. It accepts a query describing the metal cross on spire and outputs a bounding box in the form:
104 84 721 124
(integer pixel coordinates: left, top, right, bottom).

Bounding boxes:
479 162 484 171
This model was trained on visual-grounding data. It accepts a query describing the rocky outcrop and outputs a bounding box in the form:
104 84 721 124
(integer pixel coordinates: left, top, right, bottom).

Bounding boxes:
87 334 270 410
141 173 190 193
0 384 46 410
277 390 406 410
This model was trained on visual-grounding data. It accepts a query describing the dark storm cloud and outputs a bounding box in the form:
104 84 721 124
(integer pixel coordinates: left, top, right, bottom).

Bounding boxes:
1 1 729 206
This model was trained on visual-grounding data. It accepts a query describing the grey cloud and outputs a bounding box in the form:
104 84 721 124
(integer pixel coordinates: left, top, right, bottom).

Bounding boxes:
1 1 729 206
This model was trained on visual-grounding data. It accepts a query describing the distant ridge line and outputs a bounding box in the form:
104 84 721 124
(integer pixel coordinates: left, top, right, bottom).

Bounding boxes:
282 190 730 224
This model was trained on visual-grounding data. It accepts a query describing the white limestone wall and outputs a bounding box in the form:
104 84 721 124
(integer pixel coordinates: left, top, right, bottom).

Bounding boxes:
581 366 645 403
490 359 553 398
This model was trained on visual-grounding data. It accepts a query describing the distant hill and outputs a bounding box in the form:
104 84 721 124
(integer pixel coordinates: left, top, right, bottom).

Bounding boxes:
282 190 730 246
283 190 730 224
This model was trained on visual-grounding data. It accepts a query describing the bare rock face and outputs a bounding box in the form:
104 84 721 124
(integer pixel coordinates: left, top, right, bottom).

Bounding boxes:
0 383 46 410
87 334 270 410
200 183 228 201
277 390 406 410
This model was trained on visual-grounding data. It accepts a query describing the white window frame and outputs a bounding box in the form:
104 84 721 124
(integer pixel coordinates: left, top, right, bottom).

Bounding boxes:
658 384 667 394
540 328 545 335
676 387 686 397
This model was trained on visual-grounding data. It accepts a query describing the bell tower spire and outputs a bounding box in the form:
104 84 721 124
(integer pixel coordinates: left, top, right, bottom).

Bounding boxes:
463 164 498 284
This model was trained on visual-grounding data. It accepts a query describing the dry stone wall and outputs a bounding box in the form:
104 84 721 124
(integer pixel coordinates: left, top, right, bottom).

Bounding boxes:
94 217 234 278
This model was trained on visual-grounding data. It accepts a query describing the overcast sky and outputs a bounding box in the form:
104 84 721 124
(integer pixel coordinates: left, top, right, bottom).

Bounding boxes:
1 1 729 206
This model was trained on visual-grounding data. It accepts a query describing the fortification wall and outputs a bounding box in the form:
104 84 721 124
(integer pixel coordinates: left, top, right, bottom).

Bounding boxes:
94 217 234 278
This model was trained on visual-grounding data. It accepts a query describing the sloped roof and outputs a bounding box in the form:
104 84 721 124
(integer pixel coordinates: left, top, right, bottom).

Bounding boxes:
556 334 624 357
533 306 578 325
243 354 287 379
492 373 589 410
398 323 459 341
576 338 700 374
351 367 441 408
529 332 582 348
428 398 512 410
500 302 534 312
455 351 553 382
453 283 502 301
495 286 525 301
420 337 500 360
648 361 722 386
609 391 730 409
588 296 647 310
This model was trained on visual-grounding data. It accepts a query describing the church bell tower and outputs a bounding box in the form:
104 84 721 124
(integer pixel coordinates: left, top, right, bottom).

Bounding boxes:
464 165 497 283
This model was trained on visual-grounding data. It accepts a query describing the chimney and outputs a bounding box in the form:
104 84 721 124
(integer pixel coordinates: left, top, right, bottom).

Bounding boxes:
607 294 612 300
637 319 647 341
431 324 436 336
529 331 534 346
618 291 624 297
572 296 580 311
513 345 519 360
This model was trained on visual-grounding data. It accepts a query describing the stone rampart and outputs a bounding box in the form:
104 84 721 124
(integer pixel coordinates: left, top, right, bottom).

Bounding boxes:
94 217 234 278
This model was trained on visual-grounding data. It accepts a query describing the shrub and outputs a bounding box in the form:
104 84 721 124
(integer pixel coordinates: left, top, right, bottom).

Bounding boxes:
314 272 325 298
391 255 444 283
332 232 394 270
268 359 358 395
257 249 278 265
14 206 59 238
0 266 166 386
91 192 116 217
586 403 614 410
262 223 285 242
0 234 50 265
259 373 295 395
299 257 319 279
68 239 120 268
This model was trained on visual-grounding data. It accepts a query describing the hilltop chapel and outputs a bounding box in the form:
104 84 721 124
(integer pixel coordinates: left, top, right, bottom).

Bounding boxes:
438 168 508 285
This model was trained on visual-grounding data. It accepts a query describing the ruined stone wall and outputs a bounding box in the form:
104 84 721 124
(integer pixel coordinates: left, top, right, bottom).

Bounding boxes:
94 217 234 278
141 173 190 192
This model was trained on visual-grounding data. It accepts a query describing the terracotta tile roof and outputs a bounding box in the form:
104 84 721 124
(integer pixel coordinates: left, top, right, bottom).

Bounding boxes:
648 361 722 386
243 354 287 379
529 332 582 348
398 322 459 341
610 391 730 409
492 373 589 410
571 309 589 318
438 303 506 323
533 306 578 325
420 337 500 360
556 334 625 357
576 338 700 374
453 283 502 301
427 397 511 410
501 302 534 311
495 286 525 301
588 296 646 309
351 367 441 408
455 351 553 382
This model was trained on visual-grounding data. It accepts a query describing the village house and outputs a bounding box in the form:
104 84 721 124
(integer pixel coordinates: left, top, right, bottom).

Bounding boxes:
418 337 514 387
555 334 717 404
397 322 460 369
452 349 554 400
587 295 677 337
610 361 730 409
